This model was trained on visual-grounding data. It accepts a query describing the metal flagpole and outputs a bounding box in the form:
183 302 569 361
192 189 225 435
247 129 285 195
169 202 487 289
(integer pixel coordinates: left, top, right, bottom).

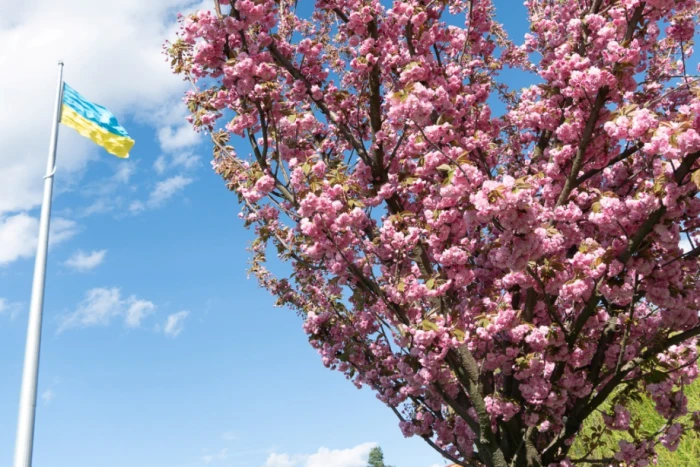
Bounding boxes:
13 60 64 467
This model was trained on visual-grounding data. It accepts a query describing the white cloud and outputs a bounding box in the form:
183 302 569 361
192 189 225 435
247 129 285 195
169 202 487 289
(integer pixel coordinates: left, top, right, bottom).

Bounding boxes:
113 164 136 184
0 214 36 264
75 162 139 217
164 310 189 338
130 175 194 213
58 287 155 333
128 201 146 214
265 454 297 467
221 431 237 441
82 199 117 217
305 444 377 467
41 388 55 405
0 214 79 266
264 443 376 467
154 156 168 175
150 175 194 207
51 218 80 244
158 124 201 153
64 249 107 272
0 298 23 320
173 152 201 170
202 448 228 464
0 0 205 219
153 105 201 175
125 300 157 328
154 152 201 175
680 236 694 253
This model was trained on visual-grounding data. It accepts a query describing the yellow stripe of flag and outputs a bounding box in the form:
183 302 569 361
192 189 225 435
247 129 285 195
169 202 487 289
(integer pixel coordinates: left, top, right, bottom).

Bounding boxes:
60 84 135 158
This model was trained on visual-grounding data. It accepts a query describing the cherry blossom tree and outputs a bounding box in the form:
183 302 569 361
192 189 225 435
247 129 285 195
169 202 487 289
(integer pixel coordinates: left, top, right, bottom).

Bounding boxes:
167 1 700 465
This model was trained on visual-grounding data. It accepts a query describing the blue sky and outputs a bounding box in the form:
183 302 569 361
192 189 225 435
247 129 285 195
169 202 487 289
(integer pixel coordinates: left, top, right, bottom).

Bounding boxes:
0 1 532 467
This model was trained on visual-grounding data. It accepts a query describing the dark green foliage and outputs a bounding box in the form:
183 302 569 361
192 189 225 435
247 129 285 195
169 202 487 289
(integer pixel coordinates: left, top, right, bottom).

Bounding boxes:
368 446 394 467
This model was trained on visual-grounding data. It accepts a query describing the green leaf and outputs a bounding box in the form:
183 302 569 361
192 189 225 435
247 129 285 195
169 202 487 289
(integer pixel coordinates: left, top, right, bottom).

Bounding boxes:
397 281 406 292
488 187 505 203
404 61 420 71
442 169 455 186
436 164 452 172
426 278 435 290
421 320 439 332
670 133 679 148
646 369 669 384
692 170 700 188
477 317 491 328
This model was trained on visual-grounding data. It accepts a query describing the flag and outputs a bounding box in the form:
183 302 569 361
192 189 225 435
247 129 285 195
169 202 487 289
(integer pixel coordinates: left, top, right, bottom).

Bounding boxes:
60 84 135 158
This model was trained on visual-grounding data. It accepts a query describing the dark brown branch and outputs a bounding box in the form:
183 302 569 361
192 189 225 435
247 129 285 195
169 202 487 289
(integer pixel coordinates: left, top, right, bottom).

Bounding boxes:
213 0 223 17
618 207 665 264
389 401 474 466
530 129 552 165
555 89 609 207
367 19 385 173
566 276 604 348
522 288 537 323
406 22 416 57
618 150 700 264
575 143 643 186
554 151 700 386
268 42 372 165
253 101 269 159
422 435 476 467
661 243 700 267
241 128 297 205
614 275 639 375
526 266 566 335
433 383 481 435
589 0 604 14
386 126 408 166
556 3 646 207
447 347 509 467
570 457 616 465
433 44 443 68
542 324 700 463
332 7 348 23
622 4 645 45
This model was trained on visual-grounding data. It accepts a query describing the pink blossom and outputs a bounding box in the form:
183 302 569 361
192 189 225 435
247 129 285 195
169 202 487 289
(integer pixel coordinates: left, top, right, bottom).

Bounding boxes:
169 0 700 464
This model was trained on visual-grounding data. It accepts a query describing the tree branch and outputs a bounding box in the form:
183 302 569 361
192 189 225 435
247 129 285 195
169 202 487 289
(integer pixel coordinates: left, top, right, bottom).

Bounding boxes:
575 143 643 186
555 89 609 207
556 2 646 207
367 19 385 174
618 150 700 264
267 42 372 165
542 324 700 463
447 347 510 467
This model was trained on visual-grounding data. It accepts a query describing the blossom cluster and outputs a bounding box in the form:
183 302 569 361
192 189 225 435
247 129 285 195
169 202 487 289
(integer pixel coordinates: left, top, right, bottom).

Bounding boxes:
169 0 700 465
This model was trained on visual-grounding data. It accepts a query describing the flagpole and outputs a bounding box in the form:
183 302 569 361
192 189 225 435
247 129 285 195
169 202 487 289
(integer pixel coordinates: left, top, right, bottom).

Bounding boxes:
13 60 64 467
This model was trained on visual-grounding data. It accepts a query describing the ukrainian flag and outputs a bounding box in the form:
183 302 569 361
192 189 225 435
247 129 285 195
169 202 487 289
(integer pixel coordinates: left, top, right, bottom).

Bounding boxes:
60 84 135 158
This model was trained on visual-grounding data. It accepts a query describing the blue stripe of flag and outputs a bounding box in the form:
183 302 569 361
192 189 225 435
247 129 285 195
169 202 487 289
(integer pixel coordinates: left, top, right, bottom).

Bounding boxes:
62 83 130 138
